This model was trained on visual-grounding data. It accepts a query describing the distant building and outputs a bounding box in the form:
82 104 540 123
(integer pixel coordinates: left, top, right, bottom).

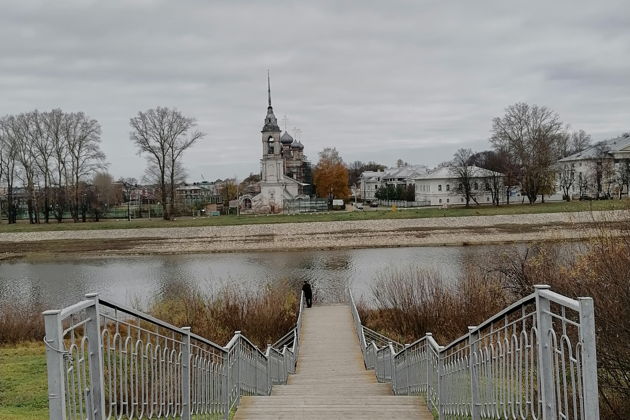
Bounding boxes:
175 181 222 207
413 166 502 206
557 133 630 199
359 165 428 201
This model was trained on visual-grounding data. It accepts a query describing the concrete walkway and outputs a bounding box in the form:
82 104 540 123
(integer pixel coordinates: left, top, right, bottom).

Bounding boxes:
234 305 433 419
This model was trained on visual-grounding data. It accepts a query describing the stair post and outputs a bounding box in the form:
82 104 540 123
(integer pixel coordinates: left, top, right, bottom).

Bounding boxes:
43 309 66 420
535 285 558 419
468 326 480 420
437 346 445 420
181 327 191 420
84 294 106 420
578 297 599 419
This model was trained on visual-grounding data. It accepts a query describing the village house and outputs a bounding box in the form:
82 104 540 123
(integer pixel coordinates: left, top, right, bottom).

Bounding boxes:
556 133 630 199
413 166 503 206
359 165 427 201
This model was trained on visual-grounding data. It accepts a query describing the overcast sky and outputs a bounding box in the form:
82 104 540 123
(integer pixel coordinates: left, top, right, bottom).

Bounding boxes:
1 0 629 182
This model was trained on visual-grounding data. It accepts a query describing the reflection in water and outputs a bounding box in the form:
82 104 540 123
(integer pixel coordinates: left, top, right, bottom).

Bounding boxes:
0 244 578 310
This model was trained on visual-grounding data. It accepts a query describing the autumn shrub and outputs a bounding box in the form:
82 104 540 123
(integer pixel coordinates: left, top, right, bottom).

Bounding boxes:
358 266 508 345
148 280 300 349
0 300 45 345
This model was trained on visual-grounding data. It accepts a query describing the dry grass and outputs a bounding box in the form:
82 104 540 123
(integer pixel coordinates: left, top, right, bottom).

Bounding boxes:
0 301 45 345
357 266 508 345
148 280 300 349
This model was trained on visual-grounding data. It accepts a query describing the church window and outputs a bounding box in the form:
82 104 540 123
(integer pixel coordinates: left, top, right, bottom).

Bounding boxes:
267 136 274 154
446 184 450 191
438 184 442 191
439 199 442 204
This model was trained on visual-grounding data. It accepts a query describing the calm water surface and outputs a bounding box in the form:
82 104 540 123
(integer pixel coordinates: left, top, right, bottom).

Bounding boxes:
0 244 570 310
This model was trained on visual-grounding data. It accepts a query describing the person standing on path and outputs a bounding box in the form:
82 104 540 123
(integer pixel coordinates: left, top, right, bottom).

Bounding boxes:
302 280 313 308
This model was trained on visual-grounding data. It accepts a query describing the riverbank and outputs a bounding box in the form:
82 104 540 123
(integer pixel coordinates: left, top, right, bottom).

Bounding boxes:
0 199 627 233
0 210 627 260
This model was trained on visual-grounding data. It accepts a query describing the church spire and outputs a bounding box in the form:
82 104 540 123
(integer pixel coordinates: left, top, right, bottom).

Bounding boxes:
262 70 280 133
267 69 272 107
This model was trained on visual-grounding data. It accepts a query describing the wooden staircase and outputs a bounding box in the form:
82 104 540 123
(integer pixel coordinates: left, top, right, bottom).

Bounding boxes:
234 304 433 419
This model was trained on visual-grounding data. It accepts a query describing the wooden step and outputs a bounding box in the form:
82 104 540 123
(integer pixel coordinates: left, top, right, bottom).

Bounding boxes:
233 305 433 419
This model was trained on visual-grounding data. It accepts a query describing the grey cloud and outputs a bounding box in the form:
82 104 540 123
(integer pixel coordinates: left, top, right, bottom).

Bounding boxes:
1 0 629 180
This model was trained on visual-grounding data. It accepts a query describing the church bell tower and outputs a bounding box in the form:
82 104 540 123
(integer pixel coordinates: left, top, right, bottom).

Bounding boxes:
261 72 283 183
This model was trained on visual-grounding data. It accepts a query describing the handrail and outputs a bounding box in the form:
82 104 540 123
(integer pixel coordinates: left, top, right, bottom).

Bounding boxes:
349 285 600 420
43 290 306 420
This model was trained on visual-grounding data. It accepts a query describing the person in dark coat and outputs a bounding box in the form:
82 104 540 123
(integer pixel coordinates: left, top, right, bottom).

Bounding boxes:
302 280 313 308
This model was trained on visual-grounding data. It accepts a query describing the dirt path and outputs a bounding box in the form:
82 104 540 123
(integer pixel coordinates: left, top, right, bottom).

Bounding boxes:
0 210 626 260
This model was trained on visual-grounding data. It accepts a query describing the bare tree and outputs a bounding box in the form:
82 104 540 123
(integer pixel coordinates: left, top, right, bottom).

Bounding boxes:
589 142 614 199
470 150 506 206
63 112 105 222
119 177 138 221
450 148 479 207
557 129 591 158
557 164 575 201
0 117 19 223
12 113 40 223
490 103 564 203
616 160 630 199
44 109 70 222
130 107 204 220
91 172 119 221
570 130 592 155
143 160 187 216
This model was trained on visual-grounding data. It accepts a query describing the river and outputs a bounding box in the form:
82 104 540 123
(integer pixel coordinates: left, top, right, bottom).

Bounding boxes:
0 243 577 310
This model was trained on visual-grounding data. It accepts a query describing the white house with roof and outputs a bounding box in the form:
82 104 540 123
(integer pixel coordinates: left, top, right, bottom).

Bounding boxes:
359 165 428 201
413 166 505 206
556 133 630 199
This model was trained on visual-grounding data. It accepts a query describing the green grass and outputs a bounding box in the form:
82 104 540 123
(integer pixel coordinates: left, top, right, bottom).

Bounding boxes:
0 199 627 233
0 344 48 420
0 343 234 420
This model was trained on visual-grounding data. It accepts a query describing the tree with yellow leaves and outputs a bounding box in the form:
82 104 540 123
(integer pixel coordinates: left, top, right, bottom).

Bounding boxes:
313 147 350 199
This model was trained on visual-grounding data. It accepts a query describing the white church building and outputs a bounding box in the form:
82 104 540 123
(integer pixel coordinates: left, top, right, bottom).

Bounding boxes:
247 76 306 213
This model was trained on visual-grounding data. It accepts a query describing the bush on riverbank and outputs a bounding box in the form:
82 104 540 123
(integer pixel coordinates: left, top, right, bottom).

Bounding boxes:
148 280 300 349
358 215 630 419
357 266 508 345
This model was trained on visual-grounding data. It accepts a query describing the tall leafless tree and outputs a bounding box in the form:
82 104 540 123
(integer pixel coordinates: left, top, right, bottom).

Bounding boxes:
616 160 630 199
589 142 615 199
45 109 70 222
130 107 204 220
557 164 575 201
0 117 19 223
64 112 105 222
490 103 564 203
450 148 479 207
31 110 55 223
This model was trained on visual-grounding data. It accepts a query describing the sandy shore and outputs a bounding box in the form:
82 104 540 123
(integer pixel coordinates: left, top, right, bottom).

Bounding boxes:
0 210 627 260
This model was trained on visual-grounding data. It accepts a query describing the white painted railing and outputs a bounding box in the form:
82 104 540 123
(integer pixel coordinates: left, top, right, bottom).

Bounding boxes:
350 285 600 420
43 291 304 420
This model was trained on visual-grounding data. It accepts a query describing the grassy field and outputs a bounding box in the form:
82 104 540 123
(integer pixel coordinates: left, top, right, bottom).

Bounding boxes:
0 344 48 420
0 200 627 233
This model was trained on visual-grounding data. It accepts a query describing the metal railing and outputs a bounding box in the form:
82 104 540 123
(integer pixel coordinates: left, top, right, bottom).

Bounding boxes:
43 291 304 420
350 285 600 420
